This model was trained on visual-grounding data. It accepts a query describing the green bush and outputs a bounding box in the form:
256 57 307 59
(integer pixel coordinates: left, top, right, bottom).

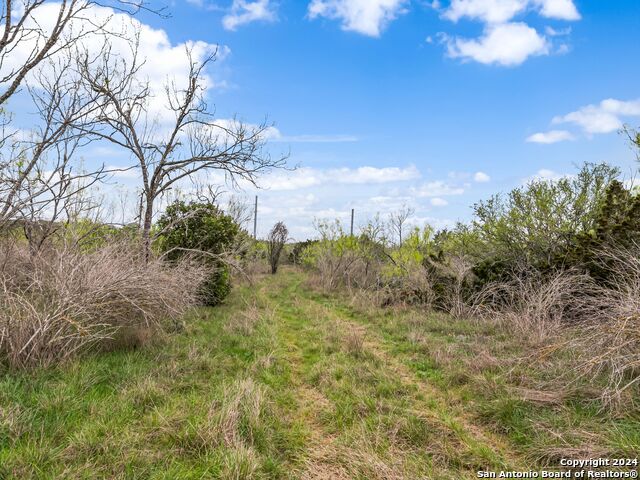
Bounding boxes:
471 162 620 286
157 200 240 306
289 239 318 264
200 265 232 305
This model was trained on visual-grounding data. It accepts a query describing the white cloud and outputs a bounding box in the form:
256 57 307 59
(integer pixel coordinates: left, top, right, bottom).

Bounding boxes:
430 197 449 206
552 98 640 135
336 165 420 184
222 0 277 31
439 0 578 66
369 194 410 204
536 168 561 179
473 171 491 182
3 3 240 156
443 0 579 23
259 165 421 191
526 129 574 143
411 180 465 198
226 124 357 145
6 3 229 135
444 0 529 23
544 26 571 37
443 22 549 66
534 0 580 20
9 4 225 95
308 0 408 37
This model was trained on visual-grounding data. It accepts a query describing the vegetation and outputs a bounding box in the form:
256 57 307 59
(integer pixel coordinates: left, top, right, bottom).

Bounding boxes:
299 160 640 410
0 0 638 475
157 200 241 306
267 221 289 275
471 162 619 283
0 239 206 369
1 271 637 478
0 0 283 369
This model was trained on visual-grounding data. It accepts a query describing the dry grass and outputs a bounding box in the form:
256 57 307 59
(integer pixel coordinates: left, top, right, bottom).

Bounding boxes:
344 327 366 358
298 419 413 480
428 254 474 318
464 248 640 408
511 387 565 406
472 269 592 344
319 317 366 358
556 246 640 407
207 378 267 449
0 240 206 369
224 301 272 336
220 445 261 479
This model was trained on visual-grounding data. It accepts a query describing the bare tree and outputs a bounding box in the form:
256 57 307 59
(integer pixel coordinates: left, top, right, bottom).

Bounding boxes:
225 195 253 229
0 52 107 243
76 42 286 260
389 204 415 246
0 0 163 244
0 0 155 106
267 221 287 274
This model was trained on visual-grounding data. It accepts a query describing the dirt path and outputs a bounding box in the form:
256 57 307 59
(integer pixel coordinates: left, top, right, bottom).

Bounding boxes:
253 271 528 479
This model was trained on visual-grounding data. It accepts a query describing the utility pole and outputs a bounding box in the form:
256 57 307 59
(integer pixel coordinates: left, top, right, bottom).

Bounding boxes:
253 195 258 239
350 208 354 237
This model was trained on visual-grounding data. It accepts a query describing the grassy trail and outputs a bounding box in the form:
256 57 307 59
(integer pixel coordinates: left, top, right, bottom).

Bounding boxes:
262 270 525 479
2 268 635 479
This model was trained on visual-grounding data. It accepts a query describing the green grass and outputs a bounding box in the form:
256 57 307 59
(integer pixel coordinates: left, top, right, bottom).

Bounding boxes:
1 268 638 478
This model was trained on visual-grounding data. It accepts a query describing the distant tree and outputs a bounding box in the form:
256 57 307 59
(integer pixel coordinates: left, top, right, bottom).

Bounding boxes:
389 205 414 246
566 179 640 283
157 200 239 305
267 222 288 274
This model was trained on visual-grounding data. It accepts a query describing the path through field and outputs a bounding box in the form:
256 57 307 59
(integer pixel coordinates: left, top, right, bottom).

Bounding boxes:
2 269 534 479
253 270 525 479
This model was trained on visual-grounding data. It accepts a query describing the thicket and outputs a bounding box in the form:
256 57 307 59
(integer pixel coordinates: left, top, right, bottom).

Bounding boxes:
0 193 255 369
157 200 241 306
0 238 207 369
299 152 640 408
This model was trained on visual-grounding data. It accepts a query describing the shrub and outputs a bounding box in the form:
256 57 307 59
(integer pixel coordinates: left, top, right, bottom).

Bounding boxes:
288 239 318 265
267 222 288 274
472 269 592 343
0 240 206 369
157 200 240 306
561 245 640 406
380 226 435 306
472 162 620 285
564 180 640 283
302 219 389 291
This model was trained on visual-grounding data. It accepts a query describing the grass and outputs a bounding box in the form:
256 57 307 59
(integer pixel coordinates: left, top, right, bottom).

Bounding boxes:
1 267 638 478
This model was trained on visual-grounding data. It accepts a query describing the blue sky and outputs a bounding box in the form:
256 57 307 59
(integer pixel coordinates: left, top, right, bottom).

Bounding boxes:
12 0 640 238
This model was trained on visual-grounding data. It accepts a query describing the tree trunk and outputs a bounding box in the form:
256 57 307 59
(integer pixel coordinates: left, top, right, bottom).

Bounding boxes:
142 196 154 263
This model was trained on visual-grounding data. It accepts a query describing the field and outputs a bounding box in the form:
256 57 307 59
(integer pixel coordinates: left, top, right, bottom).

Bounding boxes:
2 2 640 478
2 268 637 479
